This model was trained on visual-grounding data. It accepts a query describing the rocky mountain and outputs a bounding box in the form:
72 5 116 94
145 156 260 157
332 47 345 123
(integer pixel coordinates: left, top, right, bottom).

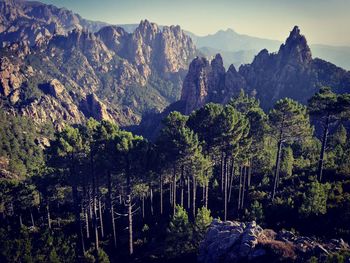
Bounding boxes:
199 220 350 263
190 28 350 71
0 0 108 46
180 26 350 112
0 0 197 128
180 54 245 114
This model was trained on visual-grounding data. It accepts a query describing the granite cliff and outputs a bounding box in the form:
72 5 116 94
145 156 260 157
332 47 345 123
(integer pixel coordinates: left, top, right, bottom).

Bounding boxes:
0 0 197 127
180 26 350 113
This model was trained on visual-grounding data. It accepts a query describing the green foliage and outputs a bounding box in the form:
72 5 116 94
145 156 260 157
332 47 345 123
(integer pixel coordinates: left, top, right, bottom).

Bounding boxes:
281 147 294 177
299 182 331 216
194 207 213 241
83 248 110 263
247 200 265 223
0 109 48 176
166 205 194 257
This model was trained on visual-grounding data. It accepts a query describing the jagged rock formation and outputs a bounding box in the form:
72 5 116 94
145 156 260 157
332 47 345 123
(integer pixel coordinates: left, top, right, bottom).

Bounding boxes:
198 220 350 263
181 54 245 114
0 0 197 127
0 0 108 46
240 26 350 110
180 26 350 113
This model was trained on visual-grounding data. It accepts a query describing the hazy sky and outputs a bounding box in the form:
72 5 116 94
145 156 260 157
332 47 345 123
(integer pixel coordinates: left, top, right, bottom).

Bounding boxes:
39 0 350 46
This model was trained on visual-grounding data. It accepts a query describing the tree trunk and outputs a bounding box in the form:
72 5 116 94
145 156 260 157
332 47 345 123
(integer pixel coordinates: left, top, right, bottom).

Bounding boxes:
247 159 252 188
173 165 177 215
180 166 184 207
142 195 145 219
30 210 35 227
228 157 235 202
170 182 173 206
99 198 104 238
85 209 90 239
19 214 23 228
46 204 51 229
241 166 247 209
150 188 154 216
107 171 116 248
126 155 133 255
192 174 196 218
187 177 191 209
205 181 209 208
71 160 85 255
238 165 243 210
224 154 228 221
160 173 163 215
91 151 99 253
272 139 283 200
111 204 117 248
318 114 330 182
221 151 224 192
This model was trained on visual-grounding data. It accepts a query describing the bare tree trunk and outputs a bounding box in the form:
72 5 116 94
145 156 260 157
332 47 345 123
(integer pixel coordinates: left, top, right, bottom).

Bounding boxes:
221 151 224 192
205 181 209 208
224 154 228 221
272 139 283 200
126 155 133 255
142 195 145 219
202 185 205 206
160 173 163 215
318 114 330 182
173 165 177 215
228 157 235 202
180 166 184 207
238 165 243 210
30 210 35 227
99 198 104 238
71 161 85 256
85 209 90 239
192 174 196 218
107 171 116 248
241 166 247 209
111 204 116 248
46 204 51 229
170 182 173 206
247 158 252 187
19 214 23 228
150 188 154 216
187 177 191 209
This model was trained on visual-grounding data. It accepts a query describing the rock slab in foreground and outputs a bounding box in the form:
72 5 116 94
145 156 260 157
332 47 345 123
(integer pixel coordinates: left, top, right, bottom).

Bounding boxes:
198 219 349 263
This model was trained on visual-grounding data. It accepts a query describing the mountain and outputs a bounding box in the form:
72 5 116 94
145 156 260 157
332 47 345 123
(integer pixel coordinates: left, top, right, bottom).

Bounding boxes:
191 28 350 71
180 26 350 113
0 0 109 46
0 0 198 127
137 26 350 140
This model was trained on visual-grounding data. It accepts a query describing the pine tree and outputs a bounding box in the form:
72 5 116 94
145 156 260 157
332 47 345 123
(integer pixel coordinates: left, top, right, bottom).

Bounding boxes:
269 98 312 200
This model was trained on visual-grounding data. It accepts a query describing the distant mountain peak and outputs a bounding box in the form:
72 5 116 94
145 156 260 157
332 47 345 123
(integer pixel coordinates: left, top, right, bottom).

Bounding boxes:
278 25 312 64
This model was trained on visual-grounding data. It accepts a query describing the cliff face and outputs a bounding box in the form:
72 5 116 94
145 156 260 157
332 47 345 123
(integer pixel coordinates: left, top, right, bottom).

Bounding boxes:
180 26 350 112
180 54 245 114
0 0 197 127
0 0 108 45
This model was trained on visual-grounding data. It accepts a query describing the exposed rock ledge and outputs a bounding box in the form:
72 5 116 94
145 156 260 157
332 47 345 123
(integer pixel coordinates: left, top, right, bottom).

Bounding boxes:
198 220 349 263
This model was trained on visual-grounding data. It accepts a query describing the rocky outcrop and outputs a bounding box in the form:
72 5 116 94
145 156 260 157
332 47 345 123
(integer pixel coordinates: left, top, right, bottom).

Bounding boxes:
0 1 197 127
180 54 246 114
198 220 350 263
180 26 350 114
0 0 108 46
239 26 350 110
0 56 23 103
80 93 112 121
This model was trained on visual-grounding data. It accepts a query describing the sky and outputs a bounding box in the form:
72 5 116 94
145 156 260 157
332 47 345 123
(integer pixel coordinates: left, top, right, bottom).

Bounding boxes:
39 0 350 46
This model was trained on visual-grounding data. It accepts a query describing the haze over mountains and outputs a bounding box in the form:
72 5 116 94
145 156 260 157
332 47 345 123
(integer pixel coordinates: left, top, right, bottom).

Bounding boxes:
118 24 350 71
0 0 350 132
